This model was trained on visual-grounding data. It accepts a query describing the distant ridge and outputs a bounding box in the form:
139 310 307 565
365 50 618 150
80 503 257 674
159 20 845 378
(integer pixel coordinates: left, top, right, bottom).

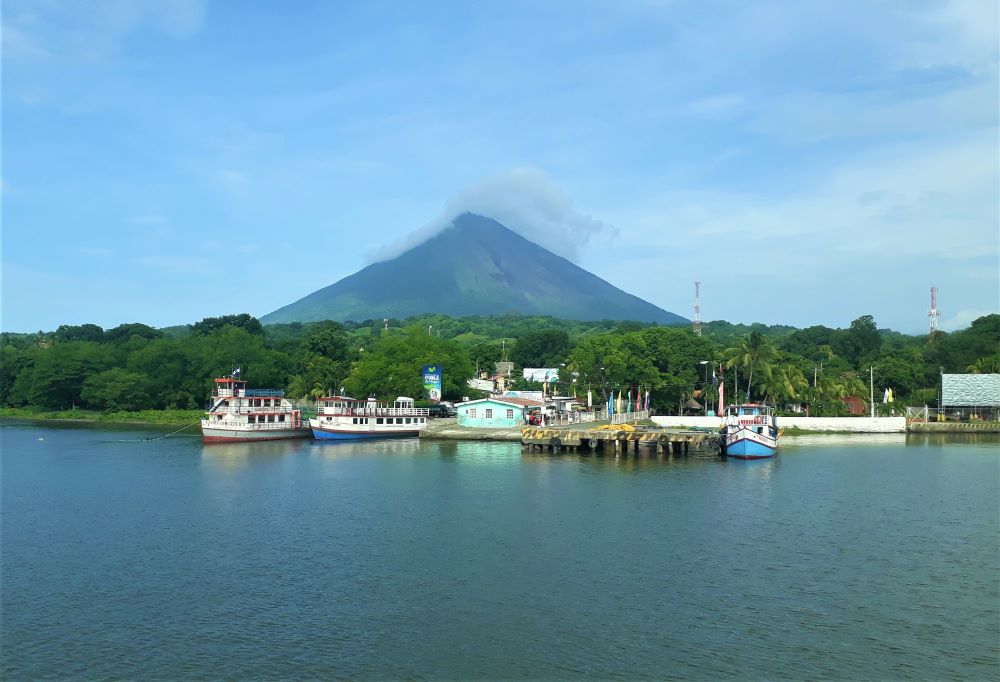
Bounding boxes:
262 213 687 325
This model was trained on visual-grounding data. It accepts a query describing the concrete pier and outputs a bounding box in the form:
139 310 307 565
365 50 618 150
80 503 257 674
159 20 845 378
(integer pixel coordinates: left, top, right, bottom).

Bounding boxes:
520 426 720 455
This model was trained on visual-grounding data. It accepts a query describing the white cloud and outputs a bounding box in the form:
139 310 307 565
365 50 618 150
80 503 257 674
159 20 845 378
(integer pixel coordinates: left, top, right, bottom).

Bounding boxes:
2 0 207 63
941 308 998 332
369 167 615 263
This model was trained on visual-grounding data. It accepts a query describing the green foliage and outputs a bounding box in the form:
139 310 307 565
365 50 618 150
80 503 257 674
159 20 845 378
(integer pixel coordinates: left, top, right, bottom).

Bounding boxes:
8 341 118 409
3 312 996 418
511 329 572 368
81 369 154 411
191 314 264 337
834 315 883 366
104 323 163 344
54 324 105 343
343 327 474 401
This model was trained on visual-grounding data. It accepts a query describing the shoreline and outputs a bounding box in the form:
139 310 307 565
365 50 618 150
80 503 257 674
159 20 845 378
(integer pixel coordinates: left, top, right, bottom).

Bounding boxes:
4 410 998 436
0 408 202 428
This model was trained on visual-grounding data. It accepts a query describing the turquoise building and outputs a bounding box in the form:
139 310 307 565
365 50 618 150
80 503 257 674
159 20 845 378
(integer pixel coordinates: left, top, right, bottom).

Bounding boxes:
455 398 540 428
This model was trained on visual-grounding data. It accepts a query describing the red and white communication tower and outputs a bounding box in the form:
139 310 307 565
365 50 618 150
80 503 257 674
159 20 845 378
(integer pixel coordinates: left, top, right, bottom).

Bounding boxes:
693 281 702 336
928 287 940 338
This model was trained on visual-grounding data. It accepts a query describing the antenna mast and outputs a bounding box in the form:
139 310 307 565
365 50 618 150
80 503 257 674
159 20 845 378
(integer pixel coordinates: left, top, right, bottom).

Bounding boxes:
693 281 702 336
928 287 940 338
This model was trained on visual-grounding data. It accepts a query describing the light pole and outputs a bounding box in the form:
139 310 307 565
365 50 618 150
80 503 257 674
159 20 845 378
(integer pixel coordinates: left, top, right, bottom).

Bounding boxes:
700 360 709 416
869 366 875 418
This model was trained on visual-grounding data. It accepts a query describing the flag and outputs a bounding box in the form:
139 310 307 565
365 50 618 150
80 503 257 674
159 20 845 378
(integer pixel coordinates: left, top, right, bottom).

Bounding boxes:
644 390 650 411
607 392 613 417
883 388 889 404
718 377 725 414
232 367 241 378
887 387 894 403
615 391 623 415
626 390 632 413
712 369 717 384
587 389 593 408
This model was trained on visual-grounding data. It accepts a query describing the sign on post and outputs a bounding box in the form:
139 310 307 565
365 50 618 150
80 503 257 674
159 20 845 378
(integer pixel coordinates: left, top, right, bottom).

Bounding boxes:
422 365 443 403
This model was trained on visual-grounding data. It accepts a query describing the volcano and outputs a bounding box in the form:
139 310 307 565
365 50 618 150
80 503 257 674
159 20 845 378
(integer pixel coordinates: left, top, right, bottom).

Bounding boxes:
261 213 686 324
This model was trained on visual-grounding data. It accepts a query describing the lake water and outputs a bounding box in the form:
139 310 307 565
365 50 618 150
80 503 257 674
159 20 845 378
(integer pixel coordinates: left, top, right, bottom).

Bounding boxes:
2 421 998 680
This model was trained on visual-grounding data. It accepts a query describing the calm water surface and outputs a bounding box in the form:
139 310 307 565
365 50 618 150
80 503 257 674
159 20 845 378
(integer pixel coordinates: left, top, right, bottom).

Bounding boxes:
2 422 998 680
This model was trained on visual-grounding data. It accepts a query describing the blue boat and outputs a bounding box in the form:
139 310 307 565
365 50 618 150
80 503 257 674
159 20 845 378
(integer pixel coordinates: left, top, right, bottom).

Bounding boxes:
310 395 429 440
722 403 779 459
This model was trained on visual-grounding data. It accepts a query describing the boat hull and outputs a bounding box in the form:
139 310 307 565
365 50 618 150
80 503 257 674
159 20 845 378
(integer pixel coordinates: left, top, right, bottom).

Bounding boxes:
201 426 313 443
724 428 778 459
311 427 421 441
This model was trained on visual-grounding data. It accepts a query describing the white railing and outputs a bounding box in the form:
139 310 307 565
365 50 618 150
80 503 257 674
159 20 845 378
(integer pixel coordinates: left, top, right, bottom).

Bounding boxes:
318 407 430 417
544 411 600 426
611 409 650 424
201 419 304 431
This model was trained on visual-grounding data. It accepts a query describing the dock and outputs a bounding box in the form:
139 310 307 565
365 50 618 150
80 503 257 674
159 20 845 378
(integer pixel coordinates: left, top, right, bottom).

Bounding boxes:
521 426 722 455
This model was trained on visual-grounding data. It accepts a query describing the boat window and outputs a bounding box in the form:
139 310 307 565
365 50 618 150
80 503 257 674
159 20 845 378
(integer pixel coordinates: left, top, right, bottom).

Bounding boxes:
326 417 332 421
404 417 410 424
268 415 275 422
278 415 285 422
248 416 255 423
377 418 384 424
419 418 425 424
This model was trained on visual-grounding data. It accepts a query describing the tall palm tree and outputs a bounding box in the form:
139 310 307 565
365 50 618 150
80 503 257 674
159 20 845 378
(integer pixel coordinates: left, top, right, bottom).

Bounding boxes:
762 364 808 407
725 331 777 401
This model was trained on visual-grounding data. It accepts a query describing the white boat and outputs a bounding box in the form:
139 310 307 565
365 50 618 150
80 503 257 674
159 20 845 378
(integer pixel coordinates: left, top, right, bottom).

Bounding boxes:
721 403 779 458
200 376 312 443
310 395 429 440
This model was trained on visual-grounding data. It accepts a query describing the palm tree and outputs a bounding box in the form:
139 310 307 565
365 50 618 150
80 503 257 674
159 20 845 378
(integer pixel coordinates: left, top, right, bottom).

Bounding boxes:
762 364 808 407
725 331 777 401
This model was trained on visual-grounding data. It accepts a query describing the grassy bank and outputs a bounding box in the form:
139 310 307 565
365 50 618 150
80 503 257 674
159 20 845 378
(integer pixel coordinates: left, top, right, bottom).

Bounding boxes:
0 407 203 426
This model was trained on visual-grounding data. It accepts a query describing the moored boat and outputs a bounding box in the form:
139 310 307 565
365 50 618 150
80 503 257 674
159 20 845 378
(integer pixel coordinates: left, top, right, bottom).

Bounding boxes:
310 395 429 440
721 403 779 459
200 374 312 443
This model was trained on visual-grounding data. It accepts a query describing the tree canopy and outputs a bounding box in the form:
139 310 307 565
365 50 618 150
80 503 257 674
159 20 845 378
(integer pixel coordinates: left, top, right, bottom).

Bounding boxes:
3 312 996 414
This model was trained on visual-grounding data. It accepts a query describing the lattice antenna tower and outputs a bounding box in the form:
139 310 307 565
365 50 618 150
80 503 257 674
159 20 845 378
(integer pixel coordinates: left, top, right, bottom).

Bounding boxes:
693 281 702 336
928 287 940 338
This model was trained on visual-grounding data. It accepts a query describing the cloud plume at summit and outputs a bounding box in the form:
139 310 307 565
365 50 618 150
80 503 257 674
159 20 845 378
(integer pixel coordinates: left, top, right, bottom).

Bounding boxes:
369 168 615 264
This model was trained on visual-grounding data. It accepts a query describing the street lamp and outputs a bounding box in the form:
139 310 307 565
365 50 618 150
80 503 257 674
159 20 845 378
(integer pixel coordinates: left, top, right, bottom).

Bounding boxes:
700 360 709 416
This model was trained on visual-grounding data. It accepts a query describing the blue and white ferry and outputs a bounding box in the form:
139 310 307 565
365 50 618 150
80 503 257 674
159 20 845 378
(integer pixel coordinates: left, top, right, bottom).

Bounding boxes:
310 395 429 440
721 403 779 459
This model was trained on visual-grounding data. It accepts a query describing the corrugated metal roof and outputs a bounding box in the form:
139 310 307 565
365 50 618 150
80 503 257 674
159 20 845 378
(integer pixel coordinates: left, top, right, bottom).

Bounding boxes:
942 374 1000 407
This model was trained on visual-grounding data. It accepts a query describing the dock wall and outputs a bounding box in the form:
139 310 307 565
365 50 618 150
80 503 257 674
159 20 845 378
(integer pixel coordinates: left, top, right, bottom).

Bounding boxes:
651 416 907 433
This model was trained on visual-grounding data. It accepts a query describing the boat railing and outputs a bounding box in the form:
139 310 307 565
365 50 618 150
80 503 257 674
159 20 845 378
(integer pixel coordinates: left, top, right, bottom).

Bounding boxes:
207 404 301 415
201 419 305 430
318 406 431 417
244 389 285 398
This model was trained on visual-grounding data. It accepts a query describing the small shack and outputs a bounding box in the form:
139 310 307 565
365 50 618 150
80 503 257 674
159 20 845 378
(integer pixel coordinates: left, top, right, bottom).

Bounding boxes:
455 397 544 428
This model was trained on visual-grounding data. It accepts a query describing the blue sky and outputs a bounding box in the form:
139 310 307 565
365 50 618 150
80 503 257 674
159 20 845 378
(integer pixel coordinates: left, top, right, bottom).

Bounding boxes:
3 0 997 333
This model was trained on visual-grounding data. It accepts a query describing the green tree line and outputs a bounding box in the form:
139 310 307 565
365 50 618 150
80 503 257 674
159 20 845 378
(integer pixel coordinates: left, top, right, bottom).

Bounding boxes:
2 312 997 415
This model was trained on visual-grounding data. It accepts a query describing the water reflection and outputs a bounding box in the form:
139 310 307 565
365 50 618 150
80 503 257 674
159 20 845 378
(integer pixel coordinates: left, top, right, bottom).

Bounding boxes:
905 431 1000 447
309 437 425 459
200 438 310 469
783 433 907 448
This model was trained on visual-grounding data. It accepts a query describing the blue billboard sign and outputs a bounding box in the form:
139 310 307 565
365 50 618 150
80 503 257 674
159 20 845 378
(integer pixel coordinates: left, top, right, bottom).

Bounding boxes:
422 364 443 403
